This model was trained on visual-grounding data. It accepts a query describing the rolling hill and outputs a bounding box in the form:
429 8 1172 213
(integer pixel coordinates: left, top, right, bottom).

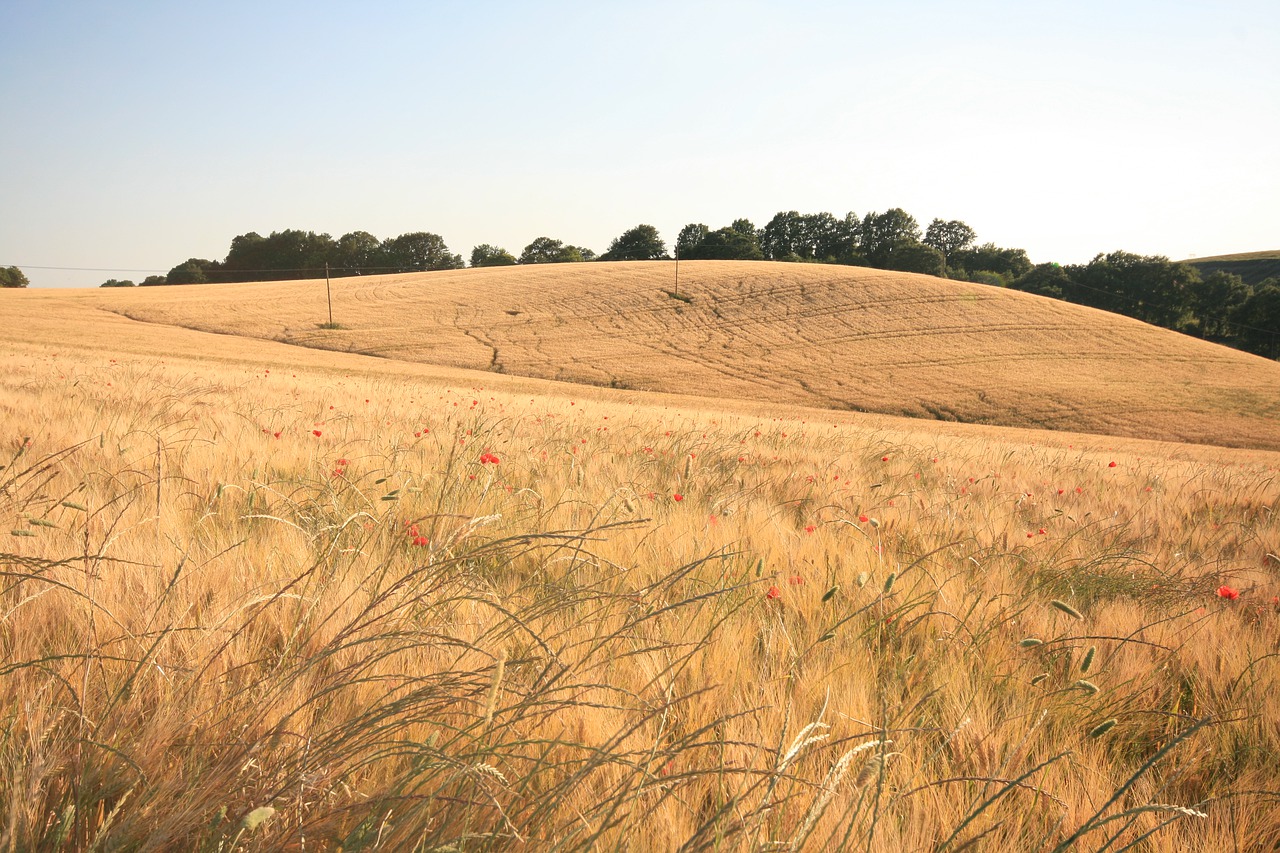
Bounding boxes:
4 263 1280 849
8 260 1280 449
1183 249 1280 287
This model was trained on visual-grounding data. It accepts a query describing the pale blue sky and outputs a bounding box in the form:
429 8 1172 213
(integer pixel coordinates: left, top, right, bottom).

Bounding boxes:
2 0 1277 287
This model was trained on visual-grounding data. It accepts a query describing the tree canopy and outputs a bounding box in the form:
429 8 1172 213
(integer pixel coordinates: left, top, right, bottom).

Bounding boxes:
471 244 517 267
0 266 29 288
678 223 763 260
600 225 667 261
518 237 590 264
923 219 977 265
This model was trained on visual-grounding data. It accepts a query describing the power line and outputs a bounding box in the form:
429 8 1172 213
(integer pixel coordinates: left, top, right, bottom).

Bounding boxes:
3 264 171 273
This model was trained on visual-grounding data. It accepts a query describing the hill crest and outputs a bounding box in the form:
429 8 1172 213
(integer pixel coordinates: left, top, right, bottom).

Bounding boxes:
10 261 1280 449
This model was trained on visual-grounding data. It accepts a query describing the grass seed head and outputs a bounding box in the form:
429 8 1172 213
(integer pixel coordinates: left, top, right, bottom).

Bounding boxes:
1051 599 1083 619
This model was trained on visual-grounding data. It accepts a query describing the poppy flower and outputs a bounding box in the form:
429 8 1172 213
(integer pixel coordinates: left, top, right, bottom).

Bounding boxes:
788 575 804 585
1216 585 1240 600
312 430 322 437
804 525 816 534
1108 461 1117 468
766 586 781 600
672 493 684 502
858 514 869 523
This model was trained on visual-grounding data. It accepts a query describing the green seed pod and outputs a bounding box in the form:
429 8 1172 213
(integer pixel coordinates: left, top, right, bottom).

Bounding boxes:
1030 673 1049 685
1080 645 1096 673
1019 638 1044 648
822 585 839 603
882 573 897 594
1088 719 1118 738
1073 679 1100 695
1051 600 1083 619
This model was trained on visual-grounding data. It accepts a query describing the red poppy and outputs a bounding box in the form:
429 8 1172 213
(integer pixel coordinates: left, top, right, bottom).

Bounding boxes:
766 586 781 600
1108 461 1117 468
804 525 816 534
672 493 684 502
788 575 804 585
858 514 869 523
1216 585 1240 600
312 429 322 437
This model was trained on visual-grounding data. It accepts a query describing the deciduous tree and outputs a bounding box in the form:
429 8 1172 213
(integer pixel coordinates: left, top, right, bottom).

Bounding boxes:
600 225 667 261
675 223 709 258
471 244 517 267
518 237 587 264
165 258 216 284
1232 279 1280 358
860 209 921 266
760 211 804 260
382 232 464 272
334 231 385 274
881 242 944 276
683 227 763 260
923 219 977 267
1191 271 1251 340
0 266 29 288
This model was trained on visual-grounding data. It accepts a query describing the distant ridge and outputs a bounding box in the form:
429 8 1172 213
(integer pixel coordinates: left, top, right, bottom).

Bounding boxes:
8 260 1280 449
1183 250 1280 287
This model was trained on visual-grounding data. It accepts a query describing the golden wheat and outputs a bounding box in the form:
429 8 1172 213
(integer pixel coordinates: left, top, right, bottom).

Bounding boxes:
6 260 1280 449
0 282 1277 850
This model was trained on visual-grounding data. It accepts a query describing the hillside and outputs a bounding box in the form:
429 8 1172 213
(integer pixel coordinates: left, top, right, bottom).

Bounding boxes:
9 260 1280 449
1184 249 1280 287
3 265 1280 849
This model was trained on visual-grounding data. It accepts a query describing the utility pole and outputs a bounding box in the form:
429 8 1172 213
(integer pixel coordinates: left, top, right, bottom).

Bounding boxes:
325 262 333 326
674 246 680 298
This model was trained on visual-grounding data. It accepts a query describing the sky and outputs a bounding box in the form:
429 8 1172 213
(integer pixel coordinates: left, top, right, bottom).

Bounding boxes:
2 0 1277 288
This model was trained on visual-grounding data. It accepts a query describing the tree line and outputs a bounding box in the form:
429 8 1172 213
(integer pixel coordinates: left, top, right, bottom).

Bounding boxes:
75 212 1277 360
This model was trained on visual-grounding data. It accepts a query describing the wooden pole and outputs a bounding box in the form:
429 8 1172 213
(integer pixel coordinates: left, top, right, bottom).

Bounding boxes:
674 246 679 298
325 262 333 326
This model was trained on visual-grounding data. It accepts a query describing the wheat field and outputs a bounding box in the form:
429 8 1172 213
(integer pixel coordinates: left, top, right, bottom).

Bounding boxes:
2 271 1279 851
8 261 1280 450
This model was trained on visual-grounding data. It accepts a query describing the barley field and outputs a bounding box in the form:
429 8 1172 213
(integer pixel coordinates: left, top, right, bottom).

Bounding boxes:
2 275 1279 851
9 262 1280 450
